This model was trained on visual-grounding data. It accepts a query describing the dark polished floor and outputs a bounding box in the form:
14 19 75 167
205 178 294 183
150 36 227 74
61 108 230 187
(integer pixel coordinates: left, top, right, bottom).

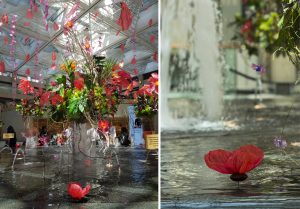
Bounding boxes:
0 145 158 209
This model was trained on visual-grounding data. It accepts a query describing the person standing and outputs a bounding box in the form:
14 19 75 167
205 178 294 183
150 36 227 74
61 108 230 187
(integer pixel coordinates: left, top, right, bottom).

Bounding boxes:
6 125 17 152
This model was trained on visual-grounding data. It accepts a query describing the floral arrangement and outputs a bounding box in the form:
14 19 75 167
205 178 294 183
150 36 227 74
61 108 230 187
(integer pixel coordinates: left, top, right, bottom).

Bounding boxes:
232 0 300 64
232 0 282 55
134 73 158 117
16 24 158 132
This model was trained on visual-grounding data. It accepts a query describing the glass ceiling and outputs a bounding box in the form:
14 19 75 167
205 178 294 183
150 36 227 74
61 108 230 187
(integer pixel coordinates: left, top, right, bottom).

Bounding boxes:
0 0 158 84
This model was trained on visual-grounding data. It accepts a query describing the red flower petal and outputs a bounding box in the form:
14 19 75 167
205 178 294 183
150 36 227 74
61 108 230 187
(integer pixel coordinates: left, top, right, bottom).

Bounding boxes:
117 2 133 31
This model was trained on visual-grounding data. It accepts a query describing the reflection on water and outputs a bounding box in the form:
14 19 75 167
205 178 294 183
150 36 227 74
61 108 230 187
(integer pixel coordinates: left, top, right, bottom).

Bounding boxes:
0 147 158 209
161 97 300 208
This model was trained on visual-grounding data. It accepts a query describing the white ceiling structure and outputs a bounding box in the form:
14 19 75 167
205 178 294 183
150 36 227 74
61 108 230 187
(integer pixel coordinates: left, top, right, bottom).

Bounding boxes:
0 0 158 94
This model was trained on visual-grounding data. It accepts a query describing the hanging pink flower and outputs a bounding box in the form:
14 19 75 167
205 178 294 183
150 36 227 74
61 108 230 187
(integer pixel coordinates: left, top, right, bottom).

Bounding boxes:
240 20 252 33
53 22 59 31
149 35 156 43
0 61 5 73
148 19 153 27
3 36 8 45
25 68 30 76
120 43 125 52
26 8 33 19
52 52 56 61
131 56 137 65
1 14 8 24
18 79 34 95
25 54 30 62
117 2 133 31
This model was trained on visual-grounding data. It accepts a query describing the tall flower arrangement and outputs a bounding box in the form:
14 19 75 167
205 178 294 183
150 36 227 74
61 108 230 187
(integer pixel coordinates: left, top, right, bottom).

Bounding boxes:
16 26 158 132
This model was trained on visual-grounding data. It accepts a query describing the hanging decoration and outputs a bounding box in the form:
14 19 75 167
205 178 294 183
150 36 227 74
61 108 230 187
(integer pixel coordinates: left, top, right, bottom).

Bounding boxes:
26 8 33 19
148 18 153 27
3 36 8 45
0 60 5 73
1 14 8 24
53 22 59 31
25 68 31 76
51 52 57 70
149 34 155 43
120 43 125 52
117 2 133 31
131 55 137 65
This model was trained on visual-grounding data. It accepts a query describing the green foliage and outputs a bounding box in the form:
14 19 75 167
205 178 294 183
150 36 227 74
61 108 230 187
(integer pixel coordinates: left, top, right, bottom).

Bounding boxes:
276 0 300 64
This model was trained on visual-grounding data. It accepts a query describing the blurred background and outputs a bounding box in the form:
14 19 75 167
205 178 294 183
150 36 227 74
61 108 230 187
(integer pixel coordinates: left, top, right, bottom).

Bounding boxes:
161 0 300 131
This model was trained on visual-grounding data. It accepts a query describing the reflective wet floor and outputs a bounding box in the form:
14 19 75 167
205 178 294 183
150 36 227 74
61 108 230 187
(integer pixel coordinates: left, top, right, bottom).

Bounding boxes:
0 146 158 209
161 96 300 208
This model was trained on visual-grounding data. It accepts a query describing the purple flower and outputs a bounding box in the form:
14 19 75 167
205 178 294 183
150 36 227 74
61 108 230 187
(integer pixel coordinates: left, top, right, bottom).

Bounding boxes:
251 64 266 73
273 137 287 149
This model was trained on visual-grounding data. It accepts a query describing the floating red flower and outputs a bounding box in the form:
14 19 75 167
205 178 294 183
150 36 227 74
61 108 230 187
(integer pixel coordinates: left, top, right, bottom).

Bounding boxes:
98 120 109 133
117 2 133 31
67 182 91 200
204 145 264 181
74 78 84 91
18 79 34 95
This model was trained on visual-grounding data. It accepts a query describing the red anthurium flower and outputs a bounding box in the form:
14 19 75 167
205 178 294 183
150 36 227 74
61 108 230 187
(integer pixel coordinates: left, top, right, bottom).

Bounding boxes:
26 8 33 19
25 54 30 62
3 36 8 45
117 2 133 31
16 143 21 149
149 35 156 43
52 52 56 61
53 22 59 31
117 70 131 80
67 182 91 200
204 145 264 181
18 79 34 95
74 78 84 91
148 19 153 27
50 81 57 87
120 43 125 52
240 20 252 33
1 14 8 24
25 68 30 76
131 56 137 65
153 51 158 62
98 120 110 133
24 22 30 27
0 61 5 73
51 93 63 106
40 91 51 107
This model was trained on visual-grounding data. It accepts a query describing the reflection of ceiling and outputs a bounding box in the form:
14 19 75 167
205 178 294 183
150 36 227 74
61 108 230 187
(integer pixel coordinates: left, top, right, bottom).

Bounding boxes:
0 0 158 84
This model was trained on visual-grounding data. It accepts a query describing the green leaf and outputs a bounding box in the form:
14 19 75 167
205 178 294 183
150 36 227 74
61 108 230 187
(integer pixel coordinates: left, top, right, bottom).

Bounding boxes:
277 16 284 28
79 104 84 112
